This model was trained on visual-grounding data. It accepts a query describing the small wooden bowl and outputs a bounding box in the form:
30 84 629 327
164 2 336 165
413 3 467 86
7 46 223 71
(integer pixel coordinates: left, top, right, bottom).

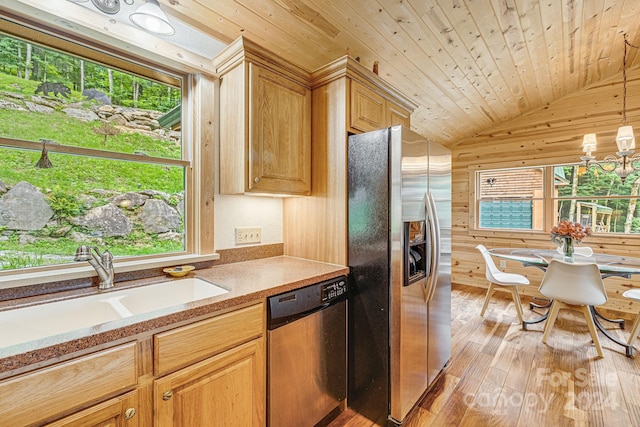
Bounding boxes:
163 265 195 277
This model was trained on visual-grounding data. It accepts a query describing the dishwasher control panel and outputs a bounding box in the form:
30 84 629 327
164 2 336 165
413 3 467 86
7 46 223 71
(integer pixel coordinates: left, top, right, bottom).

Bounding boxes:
321 278 348 303
268 275 348 330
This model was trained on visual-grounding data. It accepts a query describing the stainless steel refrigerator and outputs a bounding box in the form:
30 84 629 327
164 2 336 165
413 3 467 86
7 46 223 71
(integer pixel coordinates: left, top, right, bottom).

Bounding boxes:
347 125 451 426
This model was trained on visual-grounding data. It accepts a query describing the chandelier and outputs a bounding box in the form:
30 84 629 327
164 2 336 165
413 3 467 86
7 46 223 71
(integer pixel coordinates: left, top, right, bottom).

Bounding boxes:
581 34 640 182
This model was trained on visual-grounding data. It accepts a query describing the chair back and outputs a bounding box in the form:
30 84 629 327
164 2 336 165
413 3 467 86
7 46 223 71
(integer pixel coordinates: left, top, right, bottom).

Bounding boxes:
538 260 607 306
476 244 502 283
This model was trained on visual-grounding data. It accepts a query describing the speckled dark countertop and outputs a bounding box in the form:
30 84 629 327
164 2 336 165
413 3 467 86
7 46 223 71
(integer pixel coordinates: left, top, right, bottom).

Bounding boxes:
0 256 348 376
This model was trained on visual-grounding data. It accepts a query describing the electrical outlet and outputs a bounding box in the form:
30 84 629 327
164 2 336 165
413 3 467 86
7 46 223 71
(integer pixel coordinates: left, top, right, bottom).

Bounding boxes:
499 259 507 268
235 227 262 245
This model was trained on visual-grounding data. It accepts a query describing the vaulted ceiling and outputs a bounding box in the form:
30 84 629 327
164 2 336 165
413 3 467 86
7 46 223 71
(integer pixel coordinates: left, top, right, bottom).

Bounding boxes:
4 0 640 145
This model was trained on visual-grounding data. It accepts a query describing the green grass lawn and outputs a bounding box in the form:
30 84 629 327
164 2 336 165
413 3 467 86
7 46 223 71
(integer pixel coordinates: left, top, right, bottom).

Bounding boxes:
0 73 185 269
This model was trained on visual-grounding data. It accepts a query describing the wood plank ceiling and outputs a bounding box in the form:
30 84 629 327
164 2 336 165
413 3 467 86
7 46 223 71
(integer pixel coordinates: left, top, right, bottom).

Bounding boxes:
163 0 640 145
3 1 639 146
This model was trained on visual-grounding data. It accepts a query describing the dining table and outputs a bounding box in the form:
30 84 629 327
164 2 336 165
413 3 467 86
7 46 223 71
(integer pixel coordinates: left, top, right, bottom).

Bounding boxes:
488 247 640 357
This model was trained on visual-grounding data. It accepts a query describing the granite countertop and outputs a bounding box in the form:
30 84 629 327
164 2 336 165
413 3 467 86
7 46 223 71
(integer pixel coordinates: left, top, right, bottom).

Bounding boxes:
0 256 349 376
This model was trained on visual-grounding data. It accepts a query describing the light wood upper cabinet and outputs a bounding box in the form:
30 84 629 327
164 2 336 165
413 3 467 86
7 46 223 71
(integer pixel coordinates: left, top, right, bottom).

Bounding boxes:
387 102 411 128
350 80 412 133
350 80 386 132
215 37 311 196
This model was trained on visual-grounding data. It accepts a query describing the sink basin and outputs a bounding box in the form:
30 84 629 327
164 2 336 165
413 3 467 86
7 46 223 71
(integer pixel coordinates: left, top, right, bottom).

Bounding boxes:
0 277 229 349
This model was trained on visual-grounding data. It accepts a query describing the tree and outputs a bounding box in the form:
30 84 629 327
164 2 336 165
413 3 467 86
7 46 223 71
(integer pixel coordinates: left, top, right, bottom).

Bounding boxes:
25 43 31 80
569 166 578 221
625 175 640 233
80 59 85 93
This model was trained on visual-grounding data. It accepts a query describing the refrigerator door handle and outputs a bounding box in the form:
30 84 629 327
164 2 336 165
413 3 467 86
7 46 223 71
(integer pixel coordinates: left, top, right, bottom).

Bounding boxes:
425 192 441 302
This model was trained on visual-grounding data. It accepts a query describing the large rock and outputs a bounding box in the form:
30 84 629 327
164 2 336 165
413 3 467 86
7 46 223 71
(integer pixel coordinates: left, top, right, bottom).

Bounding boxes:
71 204 132 237
138 199 181 234
0 182 53 231
25 101 55 114
0 99 27 111
63 107 99 122
111 192 148 210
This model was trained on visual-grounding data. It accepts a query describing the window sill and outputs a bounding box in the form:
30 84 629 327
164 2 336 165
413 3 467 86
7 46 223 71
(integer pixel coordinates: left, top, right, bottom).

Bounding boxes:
0 253 220 289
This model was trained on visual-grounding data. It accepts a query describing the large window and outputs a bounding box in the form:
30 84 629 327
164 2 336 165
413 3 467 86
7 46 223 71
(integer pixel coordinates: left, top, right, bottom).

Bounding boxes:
0 30 189 272
476 165 640 234
477 168 544 230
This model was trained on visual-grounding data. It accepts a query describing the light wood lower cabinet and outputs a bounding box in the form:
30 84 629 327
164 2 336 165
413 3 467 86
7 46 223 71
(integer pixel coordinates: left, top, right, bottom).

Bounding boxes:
0 342 138 426
154 338 265 427
44 390 139 427
0 302 266 427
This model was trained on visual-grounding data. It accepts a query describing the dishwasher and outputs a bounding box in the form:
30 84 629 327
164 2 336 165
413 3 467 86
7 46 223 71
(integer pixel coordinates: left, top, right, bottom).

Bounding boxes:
267 275 348 427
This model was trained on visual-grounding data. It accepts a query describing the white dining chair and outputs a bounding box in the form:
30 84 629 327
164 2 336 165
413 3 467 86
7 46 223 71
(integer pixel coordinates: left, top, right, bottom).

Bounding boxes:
622 288 640 346
476 244 530 323
539 260 608 358
556 244 594 257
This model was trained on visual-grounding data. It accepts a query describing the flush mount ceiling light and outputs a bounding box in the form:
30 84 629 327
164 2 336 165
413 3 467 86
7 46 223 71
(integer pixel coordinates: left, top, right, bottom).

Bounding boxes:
581 34 640 182
129 0 175 36
91 0 121 14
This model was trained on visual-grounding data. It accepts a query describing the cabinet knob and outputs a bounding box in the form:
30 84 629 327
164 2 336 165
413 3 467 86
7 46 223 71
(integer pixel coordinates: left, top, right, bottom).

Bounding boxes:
254 177 260 183
124 408 136 420
162 390 174 401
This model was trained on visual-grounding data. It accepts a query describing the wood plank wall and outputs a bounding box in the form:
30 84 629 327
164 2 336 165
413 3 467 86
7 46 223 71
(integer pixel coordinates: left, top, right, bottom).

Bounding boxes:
451 66 640 315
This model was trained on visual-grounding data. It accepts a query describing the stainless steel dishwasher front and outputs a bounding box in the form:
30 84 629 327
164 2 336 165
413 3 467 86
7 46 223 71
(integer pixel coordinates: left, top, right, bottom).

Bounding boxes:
267 275 348 427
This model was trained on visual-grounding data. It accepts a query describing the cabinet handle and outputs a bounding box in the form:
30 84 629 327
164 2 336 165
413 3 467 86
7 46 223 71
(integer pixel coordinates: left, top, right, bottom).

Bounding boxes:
124 408 136 420
162 390 174 401
254 177 260 183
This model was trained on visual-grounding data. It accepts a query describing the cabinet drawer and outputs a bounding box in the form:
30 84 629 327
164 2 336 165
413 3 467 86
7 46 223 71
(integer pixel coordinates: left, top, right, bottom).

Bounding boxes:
0 342 137 426
154 302 264 376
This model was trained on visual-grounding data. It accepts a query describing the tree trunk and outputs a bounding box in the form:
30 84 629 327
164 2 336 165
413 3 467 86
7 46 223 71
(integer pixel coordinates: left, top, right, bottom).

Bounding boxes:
108 69 114 96
624 175 640 233
17 45 22 78
132 78 139 107
569 167 579 222
80 60 85 93
25 43 31 80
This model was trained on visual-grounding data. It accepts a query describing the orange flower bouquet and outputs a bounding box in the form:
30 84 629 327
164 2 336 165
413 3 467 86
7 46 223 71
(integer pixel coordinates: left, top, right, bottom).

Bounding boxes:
550 220 592 258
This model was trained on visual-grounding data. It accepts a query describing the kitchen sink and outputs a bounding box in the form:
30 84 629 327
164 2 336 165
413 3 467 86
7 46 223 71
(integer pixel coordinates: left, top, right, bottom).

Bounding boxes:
0 277 229 349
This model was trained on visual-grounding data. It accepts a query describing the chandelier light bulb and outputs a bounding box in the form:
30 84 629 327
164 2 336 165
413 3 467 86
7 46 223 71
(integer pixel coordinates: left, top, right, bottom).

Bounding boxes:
615 125 635 153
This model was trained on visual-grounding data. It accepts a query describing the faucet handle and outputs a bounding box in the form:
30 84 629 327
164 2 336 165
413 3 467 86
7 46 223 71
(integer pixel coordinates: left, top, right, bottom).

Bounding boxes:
101 250 113 268
74 245 92 261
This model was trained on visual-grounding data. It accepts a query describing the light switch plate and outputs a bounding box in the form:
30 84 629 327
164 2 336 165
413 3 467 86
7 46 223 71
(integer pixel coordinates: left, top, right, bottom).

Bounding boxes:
235 227 262 244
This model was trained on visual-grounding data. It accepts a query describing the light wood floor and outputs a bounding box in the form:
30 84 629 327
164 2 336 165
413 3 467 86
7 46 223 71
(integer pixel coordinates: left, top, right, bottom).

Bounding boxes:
328 284 640 427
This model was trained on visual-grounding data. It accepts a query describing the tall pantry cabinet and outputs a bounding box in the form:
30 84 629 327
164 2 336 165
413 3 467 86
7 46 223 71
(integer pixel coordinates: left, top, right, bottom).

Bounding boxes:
283 56 417 265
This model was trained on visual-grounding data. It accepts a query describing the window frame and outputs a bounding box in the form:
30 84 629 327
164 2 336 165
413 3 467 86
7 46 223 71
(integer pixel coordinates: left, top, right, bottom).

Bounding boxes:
476 166 546 231
471 162 640 238
0 16 218 288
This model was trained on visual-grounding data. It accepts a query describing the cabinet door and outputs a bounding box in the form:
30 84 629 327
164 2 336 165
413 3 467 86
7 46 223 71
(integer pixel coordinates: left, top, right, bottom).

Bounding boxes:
387 102 411 127
0 342 137 426
154 338 265 427
350 80 385 132
44 390 139 427
249 63 311 195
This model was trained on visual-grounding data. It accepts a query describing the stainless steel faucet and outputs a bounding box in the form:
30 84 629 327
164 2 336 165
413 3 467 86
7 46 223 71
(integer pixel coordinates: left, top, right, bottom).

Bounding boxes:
74 246 114 290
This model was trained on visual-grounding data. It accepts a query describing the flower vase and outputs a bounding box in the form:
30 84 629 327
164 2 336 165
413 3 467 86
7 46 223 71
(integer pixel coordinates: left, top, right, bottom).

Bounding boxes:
563 237 574 261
